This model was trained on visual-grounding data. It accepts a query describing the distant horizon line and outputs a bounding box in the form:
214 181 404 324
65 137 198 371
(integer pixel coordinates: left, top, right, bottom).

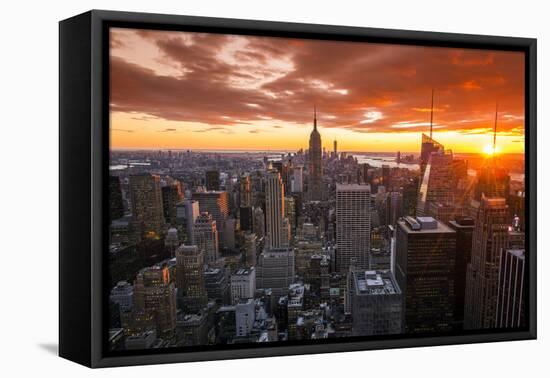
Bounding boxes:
110 147 524 156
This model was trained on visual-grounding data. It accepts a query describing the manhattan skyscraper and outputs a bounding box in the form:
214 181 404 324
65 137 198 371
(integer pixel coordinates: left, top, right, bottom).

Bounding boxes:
336 184 372 271
464 197 510 329
265 171 289 249
308 107 323 201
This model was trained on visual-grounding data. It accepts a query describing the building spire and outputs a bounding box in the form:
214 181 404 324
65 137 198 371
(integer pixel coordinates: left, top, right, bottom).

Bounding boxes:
493 102 499 159
429 89 434 139
313 105 317 131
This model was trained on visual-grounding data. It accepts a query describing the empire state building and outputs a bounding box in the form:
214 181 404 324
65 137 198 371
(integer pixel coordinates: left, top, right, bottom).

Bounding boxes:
308 107 323 201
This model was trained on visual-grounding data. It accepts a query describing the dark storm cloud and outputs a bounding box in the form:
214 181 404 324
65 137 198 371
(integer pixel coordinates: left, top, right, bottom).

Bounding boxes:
110 29 525 135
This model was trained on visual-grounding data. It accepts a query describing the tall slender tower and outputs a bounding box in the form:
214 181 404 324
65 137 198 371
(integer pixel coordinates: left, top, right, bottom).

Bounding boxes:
416 149 454 217
419 90 444 178
308 106 323 201
239 175 252 207
265 171 288 248
464 197 510 329
336 184 371 271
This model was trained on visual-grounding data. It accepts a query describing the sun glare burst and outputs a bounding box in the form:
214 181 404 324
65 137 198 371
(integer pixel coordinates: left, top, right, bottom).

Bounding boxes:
483 144 500 155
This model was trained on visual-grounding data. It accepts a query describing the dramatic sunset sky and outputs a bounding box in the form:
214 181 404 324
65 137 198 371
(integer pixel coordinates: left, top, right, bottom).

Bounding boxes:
109 28 525 154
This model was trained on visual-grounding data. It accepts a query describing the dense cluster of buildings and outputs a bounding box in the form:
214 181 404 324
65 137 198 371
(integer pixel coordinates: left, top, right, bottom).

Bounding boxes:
108 108 526 351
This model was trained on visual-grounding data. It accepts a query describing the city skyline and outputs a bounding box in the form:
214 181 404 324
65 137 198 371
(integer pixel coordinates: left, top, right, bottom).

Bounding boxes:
107 27 527 352
110 28 525 154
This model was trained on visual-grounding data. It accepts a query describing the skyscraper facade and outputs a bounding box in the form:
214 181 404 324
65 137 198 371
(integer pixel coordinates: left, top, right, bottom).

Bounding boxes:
416 150 454 217
396 216 456 334
239 175 252 207
256 247 295 296
194 212 219 264
464 197 511 329
265 171 288 249
253 206 265 239
129 174 165 235
419 133 444 178
496 248 526 328
230 268 256 304
336 184 372 271
175 245 208 313
192 191 230 246
349 270 403 336
243 232 257 267
291 165 303 193
162 183 183 226
133 265 177 339
205 169 221 191
183 199 200 243
448 216 475 330
110 175 124 220
235 299 256 337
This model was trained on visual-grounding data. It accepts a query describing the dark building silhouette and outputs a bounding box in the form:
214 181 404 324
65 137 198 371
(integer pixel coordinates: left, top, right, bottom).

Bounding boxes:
162 183 183 225
308 107 323 201
402 177 419 216
110 175 124 220
381 164 391 189
239 206 253 231
129 174 165 235
448 216 475 331
205 170 221 191
396 216 456 334
475 165 510 202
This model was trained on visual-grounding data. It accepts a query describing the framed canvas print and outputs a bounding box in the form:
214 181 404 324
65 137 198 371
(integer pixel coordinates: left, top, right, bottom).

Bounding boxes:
59 10 537 368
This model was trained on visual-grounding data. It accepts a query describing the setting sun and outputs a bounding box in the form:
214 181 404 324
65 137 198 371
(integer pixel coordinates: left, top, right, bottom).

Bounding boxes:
483 144 500 155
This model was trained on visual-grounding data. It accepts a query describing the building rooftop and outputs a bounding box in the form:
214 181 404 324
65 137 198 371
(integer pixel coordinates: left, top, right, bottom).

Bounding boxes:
449 216 475 228
179 313 207 324
506 249 525 259
204 267 222 275
111 215 132 226
288 283 305 307
336 183 371 191
217 305 236 313
232 268 255 276
353 270 401 296
399 216 454 234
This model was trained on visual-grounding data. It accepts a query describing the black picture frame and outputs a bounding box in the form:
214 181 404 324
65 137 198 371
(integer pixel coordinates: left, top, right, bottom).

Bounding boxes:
59 9 537 368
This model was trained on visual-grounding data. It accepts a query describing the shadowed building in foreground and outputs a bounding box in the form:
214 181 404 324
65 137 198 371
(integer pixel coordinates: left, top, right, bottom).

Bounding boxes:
396 216 456 334
349 270 403 336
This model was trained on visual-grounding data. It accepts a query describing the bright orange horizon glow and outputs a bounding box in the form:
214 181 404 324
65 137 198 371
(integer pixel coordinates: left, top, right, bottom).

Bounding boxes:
109 28 525 155
483 144 502 156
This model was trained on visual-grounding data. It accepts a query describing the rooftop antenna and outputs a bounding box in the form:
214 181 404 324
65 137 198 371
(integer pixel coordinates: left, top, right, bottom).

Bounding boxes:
429 89 434 139
493 102 498 153
493 102 499 163
314 105 317 131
